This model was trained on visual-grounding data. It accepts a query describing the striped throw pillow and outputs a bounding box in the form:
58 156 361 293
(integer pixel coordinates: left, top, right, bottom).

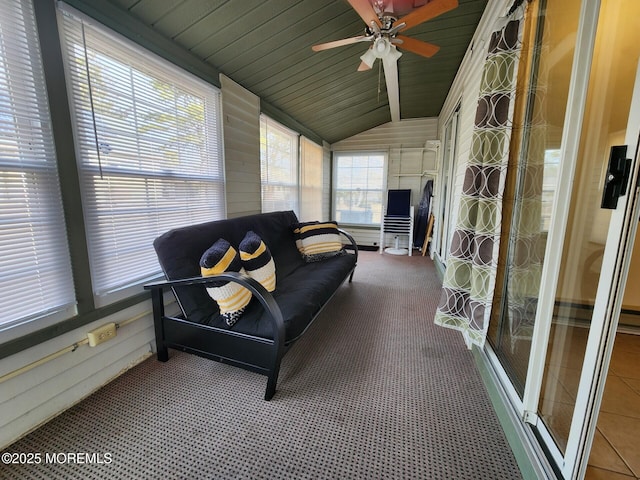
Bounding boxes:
239 231 276 292
293 221 345 262
200 238 252 327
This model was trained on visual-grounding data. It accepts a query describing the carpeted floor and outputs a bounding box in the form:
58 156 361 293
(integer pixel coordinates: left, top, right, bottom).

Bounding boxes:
1 251 522 479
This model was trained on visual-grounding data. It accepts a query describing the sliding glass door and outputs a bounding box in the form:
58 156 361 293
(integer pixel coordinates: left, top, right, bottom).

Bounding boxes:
487 0 640 477
435 108 459 263
487 0 582 396
536 2 640 475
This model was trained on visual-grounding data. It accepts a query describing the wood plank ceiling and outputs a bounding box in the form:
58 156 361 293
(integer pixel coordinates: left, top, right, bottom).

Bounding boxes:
106 0 488 144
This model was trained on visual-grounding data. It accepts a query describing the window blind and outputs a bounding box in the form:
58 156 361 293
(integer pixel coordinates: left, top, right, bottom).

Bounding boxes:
0 0 76 328
260 115 298 215
59 5 225 303
299 137 323 221
333 152 385 225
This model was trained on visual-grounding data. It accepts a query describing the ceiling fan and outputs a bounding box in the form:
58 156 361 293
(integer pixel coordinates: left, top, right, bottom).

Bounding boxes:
311 0 458 122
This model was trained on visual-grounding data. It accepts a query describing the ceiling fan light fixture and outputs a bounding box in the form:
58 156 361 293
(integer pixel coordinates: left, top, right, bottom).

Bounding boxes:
373 37 391 58
387 44 402 62
312 0 459 122
360 48 377 69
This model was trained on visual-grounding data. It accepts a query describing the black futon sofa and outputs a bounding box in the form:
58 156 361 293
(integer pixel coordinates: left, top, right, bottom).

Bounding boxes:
144 210 357 400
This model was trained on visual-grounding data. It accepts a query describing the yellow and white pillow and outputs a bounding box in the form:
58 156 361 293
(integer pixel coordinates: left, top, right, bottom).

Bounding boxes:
200 238 252 326
293 221 344 262
239 231 276 292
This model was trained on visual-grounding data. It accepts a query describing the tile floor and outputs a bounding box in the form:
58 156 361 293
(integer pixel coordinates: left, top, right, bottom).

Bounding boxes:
586 333 640 479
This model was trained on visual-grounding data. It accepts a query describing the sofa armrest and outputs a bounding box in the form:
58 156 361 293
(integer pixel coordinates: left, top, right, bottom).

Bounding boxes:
144 272 285 344
338 228 358 262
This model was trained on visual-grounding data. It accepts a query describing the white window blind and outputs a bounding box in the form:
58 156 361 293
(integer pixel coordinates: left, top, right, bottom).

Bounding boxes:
333 152 385 225
260 115 298 214
0 0 76 329
59 5 225 303
299 137 323 221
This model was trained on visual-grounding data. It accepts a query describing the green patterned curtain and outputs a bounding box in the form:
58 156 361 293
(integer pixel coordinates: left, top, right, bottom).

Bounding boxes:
434 19 523 348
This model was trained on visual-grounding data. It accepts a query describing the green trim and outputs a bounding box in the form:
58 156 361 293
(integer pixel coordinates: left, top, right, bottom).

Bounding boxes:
433 255 446 282
2 0 328 361
3 1 152 360
472 346 551 480
339 224 380 230
61 0 222 88
33 0 95 314
328 151 333 221
0 293 149 361
62 0 325 146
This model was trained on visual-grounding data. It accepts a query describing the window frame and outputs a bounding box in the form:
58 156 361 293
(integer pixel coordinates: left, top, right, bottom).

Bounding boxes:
332 151 387 227
58 4 226 307
260 114 300 215
1 0 230 354
0 0 77 336
299 136 324 222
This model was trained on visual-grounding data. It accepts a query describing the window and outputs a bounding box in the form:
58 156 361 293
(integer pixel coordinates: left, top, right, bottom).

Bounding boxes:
299 137 323 221
333 152 385 225
0 0 76 329
260 115 298 214
59 5 225 305
541 149 560 232
437 108 459 262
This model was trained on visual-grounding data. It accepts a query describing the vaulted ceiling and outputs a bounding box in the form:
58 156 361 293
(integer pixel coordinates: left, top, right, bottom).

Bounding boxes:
103 0 488 144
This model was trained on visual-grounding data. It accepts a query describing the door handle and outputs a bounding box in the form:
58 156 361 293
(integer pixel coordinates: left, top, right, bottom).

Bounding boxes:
601 145 631 209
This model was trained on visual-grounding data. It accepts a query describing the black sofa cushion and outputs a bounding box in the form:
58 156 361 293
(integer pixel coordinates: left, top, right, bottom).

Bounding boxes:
206 252 356 342
153 210 355 343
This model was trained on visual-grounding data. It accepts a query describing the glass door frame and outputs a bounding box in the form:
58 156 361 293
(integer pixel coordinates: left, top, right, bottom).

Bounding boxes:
484 0 640 477
566 60 640 480
517 1 601 470
435 106 460 264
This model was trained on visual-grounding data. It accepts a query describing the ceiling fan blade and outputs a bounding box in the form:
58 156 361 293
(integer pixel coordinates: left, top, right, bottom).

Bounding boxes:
347 0 382 28
311 35 372 52
382 47 402 122
398 0 458 32
358 61 372 71
395 35 440 58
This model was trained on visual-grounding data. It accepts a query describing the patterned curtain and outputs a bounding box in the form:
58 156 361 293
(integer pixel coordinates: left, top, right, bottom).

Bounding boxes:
434 18 523 348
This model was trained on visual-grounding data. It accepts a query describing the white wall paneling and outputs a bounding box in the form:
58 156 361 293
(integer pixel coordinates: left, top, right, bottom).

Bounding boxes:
221 74 262 218
0 301 168 449
332 118 438 248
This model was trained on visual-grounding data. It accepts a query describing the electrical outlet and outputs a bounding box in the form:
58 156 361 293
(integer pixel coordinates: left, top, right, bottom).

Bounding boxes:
87 323 117 347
